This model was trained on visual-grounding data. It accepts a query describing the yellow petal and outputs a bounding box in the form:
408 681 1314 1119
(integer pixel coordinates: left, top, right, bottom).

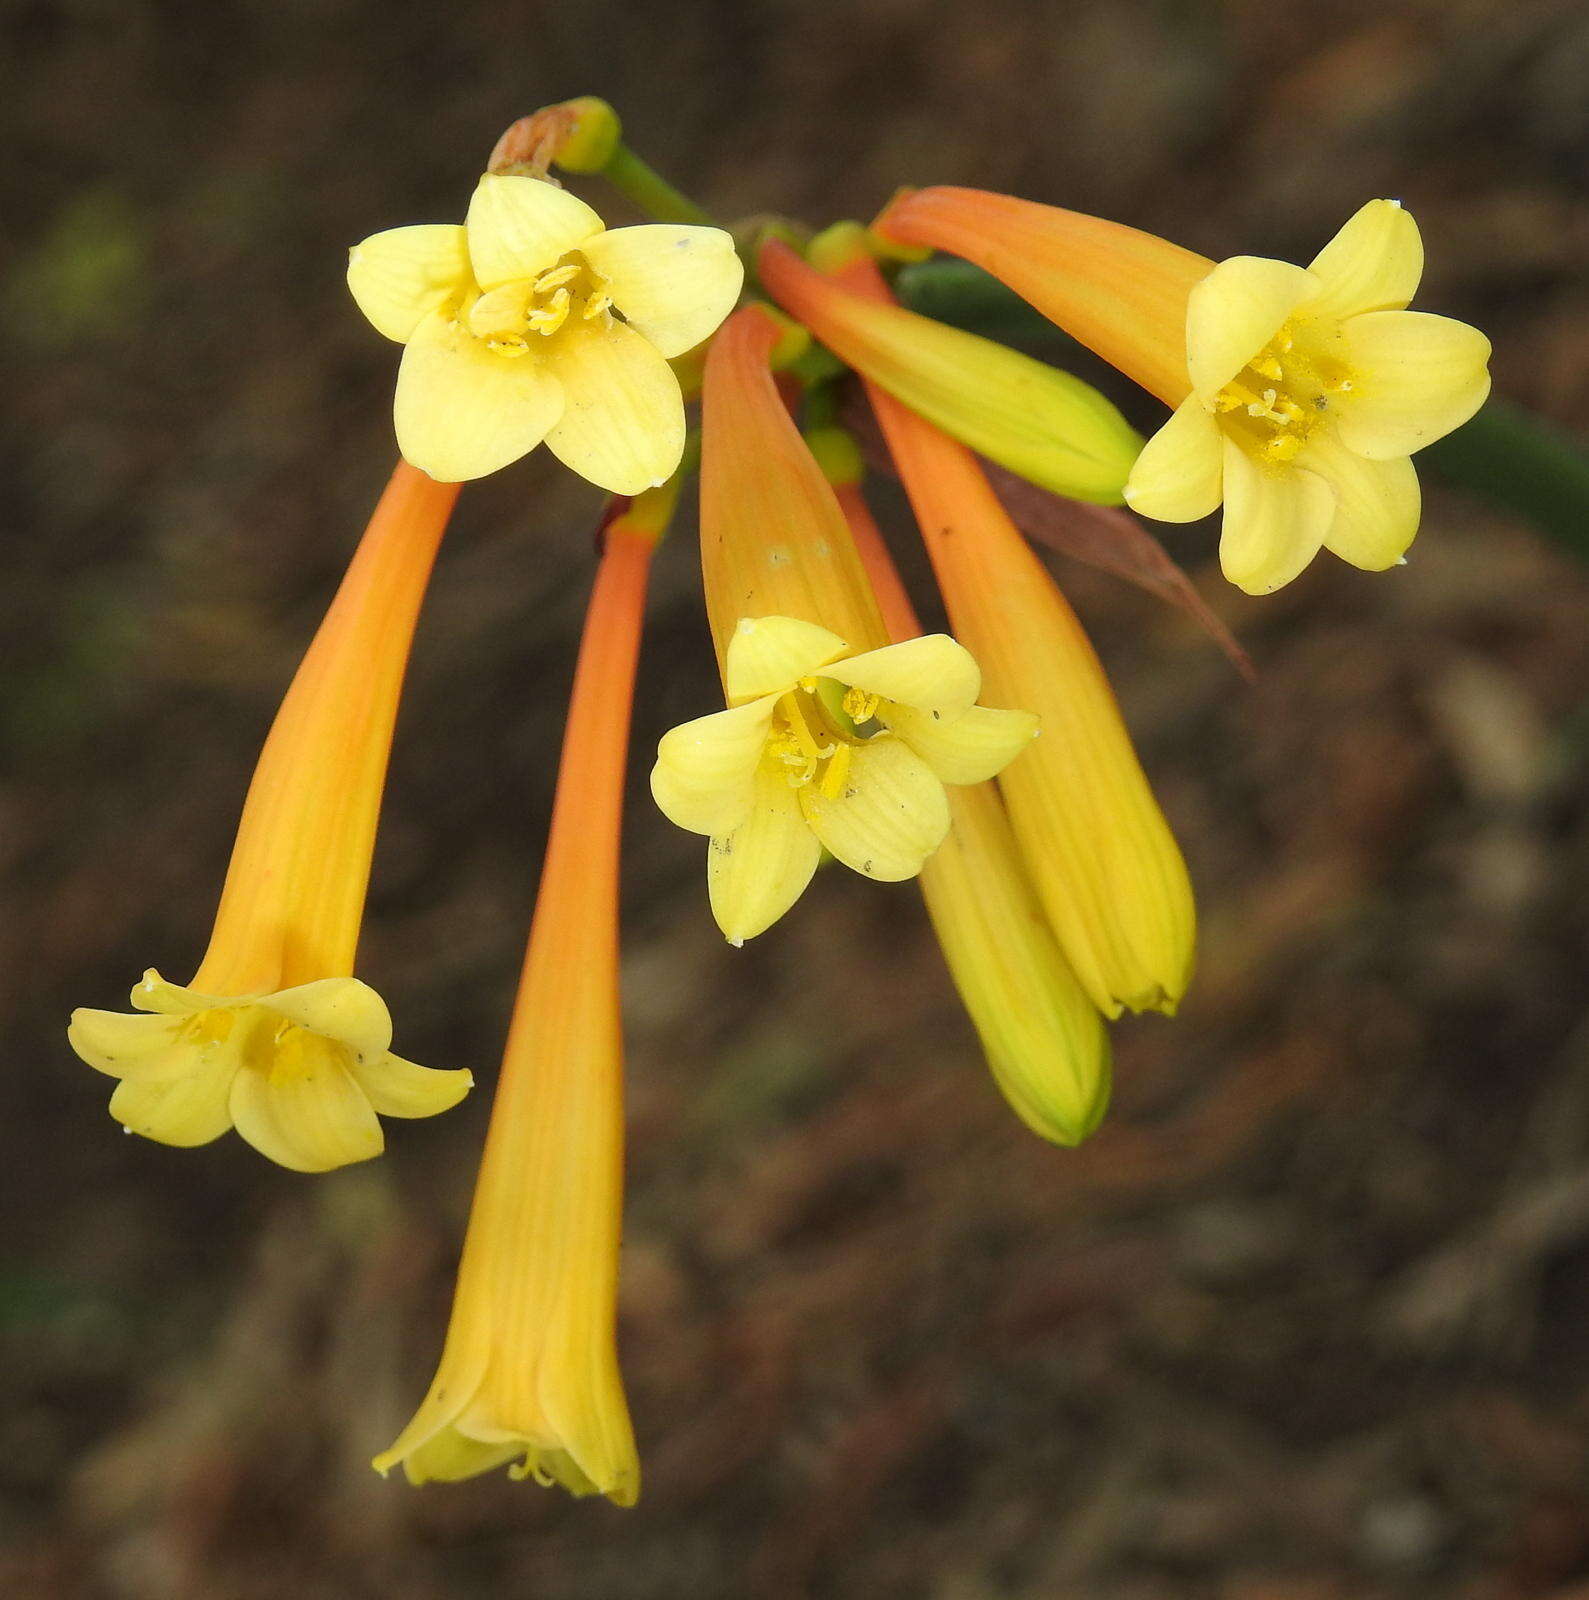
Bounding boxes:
707 767 822 944
348 1051 474 1119
131 969 219 1015
1122 395 1225 521
464 174 604 290
1186 257 1319 400
882 704 1039 786
228 1036 384 1172
390 1427 522 1485
825 634 980 715
466 280 534 339
68 1009 184 1080
393 309 563 482
267 977 393 1060
110 1066 236 1147
1218 439 1336 595
920 784 1112 1146
541 318 685 495
724 615 849 702
1334 310 1492 460
580 224 745 358
1300 430 1422 571
1303 199 1423 322
797 736 950 881
347 224 471 343
650 696 778 836
373 1342 493 1479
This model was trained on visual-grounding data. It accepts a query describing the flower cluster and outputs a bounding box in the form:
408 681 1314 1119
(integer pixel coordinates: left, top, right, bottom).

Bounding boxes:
69 97 1491 1503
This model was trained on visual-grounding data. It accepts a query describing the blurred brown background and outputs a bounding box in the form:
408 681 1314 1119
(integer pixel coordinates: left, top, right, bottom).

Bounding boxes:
4 0 1588 1596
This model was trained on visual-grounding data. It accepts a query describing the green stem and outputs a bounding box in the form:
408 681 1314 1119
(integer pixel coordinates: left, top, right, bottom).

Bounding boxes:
601 146 715 227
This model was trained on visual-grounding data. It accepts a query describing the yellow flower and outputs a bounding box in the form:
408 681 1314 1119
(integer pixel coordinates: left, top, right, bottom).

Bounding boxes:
651 615 1038 945
70 972 465 1172
347 173 743 490
1123 201 1491 592
822 252 1194 1017
828 451 1111 1144
873 189 1492 595
67 463 473 1169
375 501 662 1504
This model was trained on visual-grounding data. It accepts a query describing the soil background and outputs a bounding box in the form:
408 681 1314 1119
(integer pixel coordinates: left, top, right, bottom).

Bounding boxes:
3 1 1588 1597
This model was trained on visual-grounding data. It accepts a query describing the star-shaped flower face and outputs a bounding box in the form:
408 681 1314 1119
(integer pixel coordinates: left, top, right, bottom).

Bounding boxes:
69 972 472 1171
347 175 743 491
1124 201 1492 594
651 615 1038 944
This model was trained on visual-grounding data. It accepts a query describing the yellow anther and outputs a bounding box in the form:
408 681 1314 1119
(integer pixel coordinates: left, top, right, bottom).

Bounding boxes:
777 692 828 765
582 291 613 320
841 686 880 724
819 742 853 800
1252 354 1284 382
532 264 581 293
1262 433 1303 463
487 335 531 356
526 288 571 335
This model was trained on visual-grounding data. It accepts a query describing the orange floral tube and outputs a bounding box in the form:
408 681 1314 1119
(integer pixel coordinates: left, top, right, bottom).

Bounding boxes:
68 463 473 1169
374 498 665 1502
813 248 1195 1017
815 438 1111 1141
871 186 1210 407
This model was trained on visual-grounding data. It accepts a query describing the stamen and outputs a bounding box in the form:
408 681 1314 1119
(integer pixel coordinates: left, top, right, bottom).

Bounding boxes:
819 742 853 800
526 287 571 335
532 264 581 293
841 686 880 724
777 692 833 765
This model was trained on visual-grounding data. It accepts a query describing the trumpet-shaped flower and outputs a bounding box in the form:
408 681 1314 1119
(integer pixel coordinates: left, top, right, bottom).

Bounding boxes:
375 503 662 1503
652 616 1037 945
67 463 473 1169
828 456 1111 1143
874 190 1492 594
825 251 1194 1016
1124 201 1491 591
70 972 466 1172
348 173 742 491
